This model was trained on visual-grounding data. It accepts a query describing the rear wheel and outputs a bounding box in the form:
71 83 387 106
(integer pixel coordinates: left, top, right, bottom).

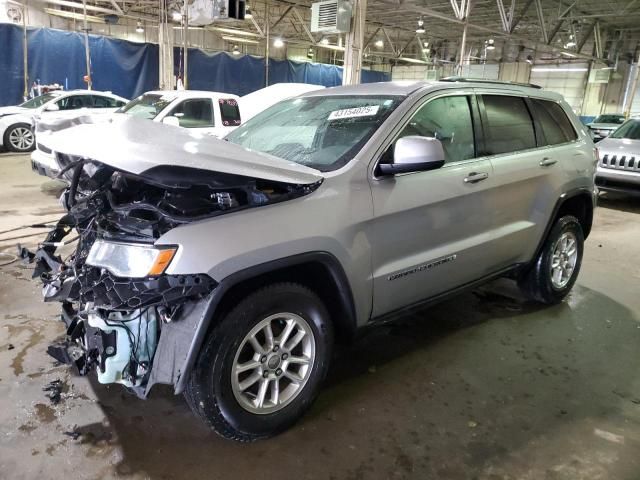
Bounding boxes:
4 123 35 152
518 215 584 304
185 283 333 442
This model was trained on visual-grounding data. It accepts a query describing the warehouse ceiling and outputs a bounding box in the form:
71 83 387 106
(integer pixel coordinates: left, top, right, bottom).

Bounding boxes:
41 0 640 63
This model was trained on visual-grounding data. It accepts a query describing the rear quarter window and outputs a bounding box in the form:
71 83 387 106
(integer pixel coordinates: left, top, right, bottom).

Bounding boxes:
219 98 241 126
481 95 536 155
529 99 578 146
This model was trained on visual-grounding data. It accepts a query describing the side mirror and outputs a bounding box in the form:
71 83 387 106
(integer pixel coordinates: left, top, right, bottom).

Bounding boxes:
162 116 180 127
378 136 445 176
45 103 60 112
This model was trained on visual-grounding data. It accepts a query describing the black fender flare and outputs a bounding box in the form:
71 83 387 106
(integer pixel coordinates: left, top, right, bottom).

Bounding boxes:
172 251 356 394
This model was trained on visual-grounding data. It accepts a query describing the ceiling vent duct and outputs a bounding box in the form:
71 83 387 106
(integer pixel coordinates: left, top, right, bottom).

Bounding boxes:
311 0 352 34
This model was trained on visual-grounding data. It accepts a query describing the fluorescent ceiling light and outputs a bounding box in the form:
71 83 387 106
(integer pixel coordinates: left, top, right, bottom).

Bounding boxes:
320 37 329 45
212 27 261 37
561 52 577 57
416 18 425 34
232 45 241 55
531 67 588 72
375 39 384 48
273 37 284 48
397 57 427 64
222 35 259 44
171 11 182 22
135 20 144 33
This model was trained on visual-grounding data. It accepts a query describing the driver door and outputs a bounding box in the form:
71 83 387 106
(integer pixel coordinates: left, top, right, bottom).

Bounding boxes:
369 93 498 317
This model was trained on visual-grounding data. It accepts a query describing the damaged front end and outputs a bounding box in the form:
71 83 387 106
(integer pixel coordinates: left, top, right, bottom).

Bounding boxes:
23 154 321 397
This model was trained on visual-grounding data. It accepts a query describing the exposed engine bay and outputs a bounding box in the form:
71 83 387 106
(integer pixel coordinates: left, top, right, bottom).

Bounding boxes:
22 155 321 396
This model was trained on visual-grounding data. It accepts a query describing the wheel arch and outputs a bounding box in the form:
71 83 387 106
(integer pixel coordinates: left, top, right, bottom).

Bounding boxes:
174 251 357 394
530 187 594 263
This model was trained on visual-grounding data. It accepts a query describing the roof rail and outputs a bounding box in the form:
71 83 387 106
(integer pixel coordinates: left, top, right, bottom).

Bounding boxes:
440 76 543 90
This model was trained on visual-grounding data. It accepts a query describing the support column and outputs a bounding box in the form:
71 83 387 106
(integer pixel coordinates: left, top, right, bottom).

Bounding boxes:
158 22 175 90
265 0 270 87
343 0 366 85
456 0 472 75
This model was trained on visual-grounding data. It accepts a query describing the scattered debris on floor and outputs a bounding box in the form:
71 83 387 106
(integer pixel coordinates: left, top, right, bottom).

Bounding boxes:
43 379 64 405
7 343 14 350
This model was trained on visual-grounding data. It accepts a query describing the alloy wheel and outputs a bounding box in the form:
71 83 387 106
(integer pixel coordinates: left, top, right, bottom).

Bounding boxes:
231 312 316 415
550 231 578 289
8 126 34 151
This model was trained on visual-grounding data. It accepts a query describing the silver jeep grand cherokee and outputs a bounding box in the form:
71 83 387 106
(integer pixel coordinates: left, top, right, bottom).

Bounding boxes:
27 79 597 441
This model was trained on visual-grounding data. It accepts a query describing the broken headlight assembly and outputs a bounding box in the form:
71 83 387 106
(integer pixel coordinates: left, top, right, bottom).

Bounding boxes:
23 157 321 397
86 240 177 277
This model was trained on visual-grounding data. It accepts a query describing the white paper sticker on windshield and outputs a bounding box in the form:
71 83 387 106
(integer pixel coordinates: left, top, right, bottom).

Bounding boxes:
328 105 380 120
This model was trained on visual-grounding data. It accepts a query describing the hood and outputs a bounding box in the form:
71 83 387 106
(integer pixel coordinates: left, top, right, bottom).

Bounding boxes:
597 136 640 155
0 106 29 118
45 115 324 185
588 123 619 130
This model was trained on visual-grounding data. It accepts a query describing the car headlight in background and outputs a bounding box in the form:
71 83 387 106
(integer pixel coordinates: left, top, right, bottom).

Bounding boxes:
86 240 177 277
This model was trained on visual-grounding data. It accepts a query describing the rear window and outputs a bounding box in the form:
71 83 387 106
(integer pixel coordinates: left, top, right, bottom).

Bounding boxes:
529 99 578 146
610 120 640 140
219 98 241 126
481 95 536 155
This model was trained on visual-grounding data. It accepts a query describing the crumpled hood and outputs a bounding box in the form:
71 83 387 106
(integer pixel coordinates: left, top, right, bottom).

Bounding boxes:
45 115 324 185
0 106 29 118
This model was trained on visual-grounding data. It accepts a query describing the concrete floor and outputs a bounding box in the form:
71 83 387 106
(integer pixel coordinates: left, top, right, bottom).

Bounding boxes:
1 151 640 480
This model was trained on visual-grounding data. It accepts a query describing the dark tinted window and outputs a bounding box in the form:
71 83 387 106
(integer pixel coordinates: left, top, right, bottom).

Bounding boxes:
482 95 536 155
398 95 475 163
169 99 214 128
92 95 120 108
56 95 93 110
219 98 241 126
529 99 578 146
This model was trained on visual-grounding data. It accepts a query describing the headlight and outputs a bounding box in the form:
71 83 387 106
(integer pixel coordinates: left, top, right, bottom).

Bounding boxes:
86 240 177 277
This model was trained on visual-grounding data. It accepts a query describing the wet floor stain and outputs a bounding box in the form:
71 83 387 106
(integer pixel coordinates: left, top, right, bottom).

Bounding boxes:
34 403 56 423
7 324 45 376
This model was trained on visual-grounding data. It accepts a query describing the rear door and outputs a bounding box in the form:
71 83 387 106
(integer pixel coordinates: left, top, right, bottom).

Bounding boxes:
369 92 498 317
476 92 577 266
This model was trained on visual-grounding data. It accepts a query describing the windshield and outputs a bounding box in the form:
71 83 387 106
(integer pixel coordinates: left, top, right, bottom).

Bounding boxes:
226 95 404 172
120 93 174 119
20 93 59 109
610 120 640 140
593 114 625 125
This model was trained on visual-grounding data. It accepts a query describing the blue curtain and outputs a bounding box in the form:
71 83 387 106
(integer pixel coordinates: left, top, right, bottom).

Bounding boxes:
0 23 390 106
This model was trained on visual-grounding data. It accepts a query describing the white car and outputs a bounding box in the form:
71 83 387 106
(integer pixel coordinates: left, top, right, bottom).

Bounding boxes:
1 90 127 153
31 84 324 178
120 90 243 136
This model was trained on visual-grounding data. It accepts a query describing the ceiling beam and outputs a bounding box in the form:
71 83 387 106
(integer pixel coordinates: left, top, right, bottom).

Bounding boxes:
509 0 533 33
533 0 548 44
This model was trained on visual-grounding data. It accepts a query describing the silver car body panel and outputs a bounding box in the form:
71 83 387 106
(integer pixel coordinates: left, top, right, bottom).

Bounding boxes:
155 81 596 324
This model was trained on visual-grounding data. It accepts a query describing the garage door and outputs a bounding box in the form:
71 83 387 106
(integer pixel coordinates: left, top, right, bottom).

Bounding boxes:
529 63 589 114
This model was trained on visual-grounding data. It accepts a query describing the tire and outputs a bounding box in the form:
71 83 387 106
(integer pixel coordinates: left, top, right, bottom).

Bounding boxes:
185 283 334 442
4 123 35 152
518 215 584 304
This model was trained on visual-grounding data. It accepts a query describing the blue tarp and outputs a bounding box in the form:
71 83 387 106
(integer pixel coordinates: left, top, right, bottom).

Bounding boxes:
0 23 390 106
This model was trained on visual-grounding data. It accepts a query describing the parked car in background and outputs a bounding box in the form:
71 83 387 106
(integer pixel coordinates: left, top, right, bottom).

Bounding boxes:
31 84 324 178
595 117 640 194
27 80 596 441
587 113 626 141
0 90 127 152
120 90 242 136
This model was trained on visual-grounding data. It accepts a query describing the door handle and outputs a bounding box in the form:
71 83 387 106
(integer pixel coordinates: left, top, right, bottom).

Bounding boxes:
464 172 489 183
539 157 558 167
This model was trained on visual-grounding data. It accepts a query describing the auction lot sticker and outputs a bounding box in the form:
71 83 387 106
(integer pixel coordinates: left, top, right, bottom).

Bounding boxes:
328 105 380 120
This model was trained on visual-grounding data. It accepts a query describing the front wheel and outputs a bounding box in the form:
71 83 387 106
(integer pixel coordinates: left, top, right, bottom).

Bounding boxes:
518 215 584 304
4 123 35 152
185 283 333 442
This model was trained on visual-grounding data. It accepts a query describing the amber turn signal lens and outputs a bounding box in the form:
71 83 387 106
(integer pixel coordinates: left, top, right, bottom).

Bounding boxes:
148 248 177 276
